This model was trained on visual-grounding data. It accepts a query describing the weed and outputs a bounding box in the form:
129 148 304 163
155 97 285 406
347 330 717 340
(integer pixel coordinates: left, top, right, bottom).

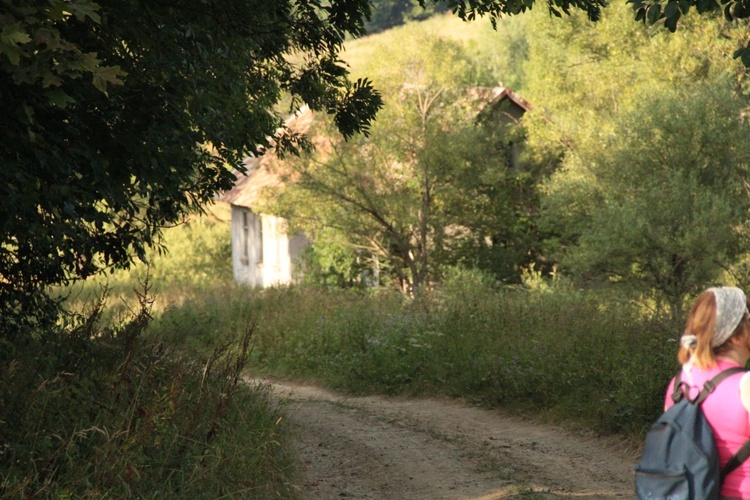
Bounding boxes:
161 280 678 440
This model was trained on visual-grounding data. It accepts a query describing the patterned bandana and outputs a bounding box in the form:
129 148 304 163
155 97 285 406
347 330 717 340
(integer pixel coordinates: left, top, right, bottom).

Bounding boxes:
708 286 749 347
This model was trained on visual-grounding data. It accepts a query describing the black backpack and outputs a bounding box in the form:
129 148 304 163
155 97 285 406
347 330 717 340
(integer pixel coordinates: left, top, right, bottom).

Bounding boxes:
635 367 750 499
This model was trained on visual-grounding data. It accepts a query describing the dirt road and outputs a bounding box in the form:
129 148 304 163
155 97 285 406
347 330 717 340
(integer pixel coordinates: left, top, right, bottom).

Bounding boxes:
263 379 637 499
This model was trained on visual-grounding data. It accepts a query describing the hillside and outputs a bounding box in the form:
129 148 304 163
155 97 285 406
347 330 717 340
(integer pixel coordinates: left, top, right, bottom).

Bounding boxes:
343 12 529 92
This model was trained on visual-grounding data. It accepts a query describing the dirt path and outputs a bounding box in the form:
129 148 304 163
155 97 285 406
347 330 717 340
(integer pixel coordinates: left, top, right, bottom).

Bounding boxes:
262 379 637 499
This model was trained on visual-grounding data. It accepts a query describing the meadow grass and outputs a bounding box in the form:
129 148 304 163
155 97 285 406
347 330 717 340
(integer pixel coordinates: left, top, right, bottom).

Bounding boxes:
1 292 299 499
27 201 680 498
150 274 680 439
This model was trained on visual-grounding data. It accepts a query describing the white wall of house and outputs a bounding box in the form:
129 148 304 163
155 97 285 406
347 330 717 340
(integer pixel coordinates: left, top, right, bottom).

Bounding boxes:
230 204 308 287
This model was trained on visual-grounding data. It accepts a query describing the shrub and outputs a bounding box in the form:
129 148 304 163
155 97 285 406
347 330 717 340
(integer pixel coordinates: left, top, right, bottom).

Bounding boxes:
149 278 682 438
0 286 297 498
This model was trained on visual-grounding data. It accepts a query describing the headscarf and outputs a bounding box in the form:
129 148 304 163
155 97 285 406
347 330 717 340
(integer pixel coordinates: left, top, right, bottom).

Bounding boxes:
680 286 749 350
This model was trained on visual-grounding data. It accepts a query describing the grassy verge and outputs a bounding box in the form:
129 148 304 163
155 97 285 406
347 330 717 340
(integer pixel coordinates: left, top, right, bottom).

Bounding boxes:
150 276 680 439
1 286 298 498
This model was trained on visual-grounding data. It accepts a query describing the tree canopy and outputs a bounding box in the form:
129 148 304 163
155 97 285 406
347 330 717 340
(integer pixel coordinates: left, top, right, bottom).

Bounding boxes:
262 25 551 293
434 0 750 67
0 0 382 327
5 0 750 324
521 2 750 312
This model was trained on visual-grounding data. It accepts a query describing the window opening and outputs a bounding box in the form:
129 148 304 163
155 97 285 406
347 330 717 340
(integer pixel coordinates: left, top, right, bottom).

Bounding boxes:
241 210 249 264
257 218 263 264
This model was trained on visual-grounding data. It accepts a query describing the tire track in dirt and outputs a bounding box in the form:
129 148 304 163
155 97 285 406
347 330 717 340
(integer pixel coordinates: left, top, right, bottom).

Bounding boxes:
261 379 637 499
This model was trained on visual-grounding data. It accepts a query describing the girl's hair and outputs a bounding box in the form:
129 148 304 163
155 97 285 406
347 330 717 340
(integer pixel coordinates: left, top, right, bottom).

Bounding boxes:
678 290 750 368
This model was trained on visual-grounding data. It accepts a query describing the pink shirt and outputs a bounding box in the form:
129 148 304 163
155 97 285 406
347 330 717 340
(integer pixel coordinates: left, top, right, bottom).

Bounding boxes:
665 359 750 498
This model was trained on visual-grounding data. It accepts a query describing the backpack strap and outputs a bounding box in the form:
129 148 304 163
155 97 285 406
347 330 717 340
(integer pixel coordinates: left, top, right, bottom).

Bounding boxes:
669 368 731 404
671 370 688 404
692 367 746 404
723 438 750 480
678 366 750 480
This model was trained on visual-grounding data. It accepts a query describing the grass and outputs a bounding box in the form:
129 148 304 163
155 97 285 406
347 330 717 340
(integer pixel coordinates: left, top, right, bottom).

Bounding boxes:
344 12 529 90
150 274 680 440
2 204 302 498
3 280 299 498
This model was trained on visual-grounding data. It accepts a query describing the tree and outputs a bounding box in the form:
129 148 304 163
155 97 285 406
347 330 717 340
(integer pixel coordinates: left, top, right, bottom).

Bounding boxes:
560 83 750 315
366 0 448 33
425 0 750 69
265 28 548 293
521 3 750 313
0 0 382 329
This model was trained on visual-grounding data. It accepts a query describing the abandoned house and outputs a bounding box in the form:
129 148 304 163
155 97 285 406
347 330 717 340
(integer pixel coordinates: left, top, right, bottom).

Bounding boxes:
216 108 313 287
218 87 530 287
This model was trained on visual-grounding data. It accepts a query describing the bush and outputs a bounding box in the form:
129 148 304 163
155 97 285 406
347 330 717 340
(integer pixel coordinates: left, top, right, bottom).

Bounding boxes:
173 282 680 437
134 254 681 439
0 286 297 498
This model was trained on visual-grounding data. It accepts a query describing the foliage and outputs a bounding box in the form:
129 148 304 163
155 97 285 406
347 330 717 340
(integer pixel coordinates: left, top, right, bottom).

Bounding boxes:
0 0 382 330
344 12 530 91
626 0 750 66
296 227 376 288
0 286 296 498
562 83 750 313
166 282 680 437
139 205 233 291
420 0 750 69
367 0 448 33
425 0 606 23
88 204 232 295
266 26 551 293
522 3 750 313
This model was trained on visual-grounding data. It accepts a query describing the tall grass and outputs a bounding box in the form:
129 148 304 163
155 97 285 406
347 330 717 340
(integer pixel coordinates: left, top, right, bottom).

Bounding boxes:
58 203 233 320
42 198 680 496
154 274 680 438
2 282 299 498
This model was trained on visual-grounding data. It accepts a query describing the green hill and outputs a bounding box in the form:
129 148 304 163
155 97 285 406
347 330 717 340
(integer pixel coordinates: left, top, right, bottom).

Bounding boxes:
345 12 529 91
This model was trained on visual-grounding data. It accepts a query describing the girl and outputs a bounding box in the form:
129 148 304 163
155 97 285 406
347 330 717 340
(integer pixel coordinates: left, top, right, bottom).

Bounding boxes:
666 287 750 499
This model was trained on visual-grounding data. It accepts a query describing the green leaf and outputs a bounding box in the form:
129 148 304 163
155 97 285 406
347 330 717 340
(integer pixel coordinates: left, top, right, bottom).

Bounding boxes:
664 0 679 18
1 46 22 66
724 2 734 20
0 23 32 47
734 0 750 18
45 89 76 108
735 45 750 68
664 9 680 31
68 0 102 23
0 24 31 66
647 3 662 24
78 52 102 73
695 0 719 13
92 65 127 95
41 71 63 88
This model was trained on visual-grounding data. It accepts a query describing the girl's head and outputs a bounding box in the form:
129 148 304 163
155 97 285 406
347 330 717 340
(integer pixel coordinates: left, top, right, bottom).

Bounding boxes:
678 287 750 368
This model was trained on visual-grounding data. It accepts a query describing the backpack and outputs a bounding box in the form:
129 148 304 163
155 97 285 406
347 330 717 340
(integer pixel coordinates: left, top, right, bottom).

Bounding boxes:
635 367 750 500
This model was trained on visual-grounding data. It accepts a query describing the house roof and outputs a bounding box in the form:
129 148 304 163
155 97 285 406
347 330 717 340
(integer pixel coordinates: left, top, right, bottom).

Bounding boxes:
489 86 532 112
216 107 314 209
469 87 533 114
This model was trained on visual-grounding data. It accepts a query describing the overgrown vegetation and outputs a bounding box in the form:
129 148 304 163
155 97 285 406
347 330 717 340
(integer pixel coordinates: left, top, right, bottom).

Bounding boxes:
0 284 297 498
150 272 680 438
1 2 385 491
7 1 750 495
2 206 295 498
